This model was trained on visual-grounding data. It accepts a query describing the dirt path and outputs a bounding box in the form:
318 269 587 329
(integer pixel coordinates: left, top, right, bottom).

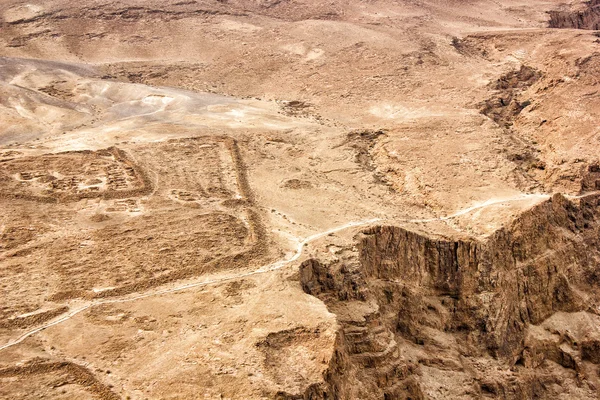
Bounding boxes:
2 191 598 352
0 218 382 351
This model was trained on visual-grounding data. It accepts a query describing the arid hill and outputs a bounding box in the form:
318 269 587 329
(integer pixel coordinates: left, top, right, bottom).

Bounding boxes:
1 0 599 399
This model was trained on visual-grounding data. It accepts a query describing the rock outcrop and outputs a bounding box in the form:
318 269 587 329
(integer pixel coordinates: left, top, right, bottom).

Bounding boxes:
299 194 600 398
549 0 600 30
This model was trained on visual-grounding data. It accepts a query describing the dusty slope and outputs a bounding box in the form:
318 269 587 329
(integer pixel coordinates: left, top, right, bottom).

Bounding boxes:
0 0 600 399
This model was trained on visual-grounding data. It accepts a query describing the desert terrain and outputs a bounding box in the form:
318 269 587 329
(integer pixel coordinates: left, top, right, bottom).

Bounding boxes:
0 0 600 398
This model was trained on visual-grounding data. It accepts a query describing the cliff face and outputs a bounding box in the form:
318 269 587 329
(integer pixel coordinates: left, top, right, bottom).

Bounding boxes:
299 194 600 399
549 0 600 30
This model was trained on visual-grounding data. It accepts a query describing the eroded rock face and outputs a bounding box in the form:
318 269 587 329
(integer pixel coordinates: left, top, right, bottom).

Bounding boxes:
549 0 600 30
299 194 600 399
480 66 541 129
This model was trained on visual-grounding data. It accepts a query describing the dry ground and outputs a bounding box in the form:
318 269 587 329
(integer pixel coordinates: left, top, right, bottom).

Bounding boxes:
0 0 599 399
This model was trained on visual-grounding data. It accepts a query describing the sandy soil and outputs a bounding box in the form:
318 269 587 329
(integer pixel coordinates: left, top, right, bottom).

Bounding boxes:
1 0 599 398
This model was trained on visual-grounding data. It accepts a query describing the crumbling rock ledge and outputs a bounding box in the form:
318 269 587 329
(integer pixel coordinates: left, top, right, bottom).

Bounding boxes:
549 0 600 30
297 194 600 399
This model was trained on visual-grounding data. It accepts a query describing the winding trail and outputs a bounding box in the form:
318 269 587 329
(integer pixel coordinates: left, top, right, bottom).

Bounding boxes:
0 218 381 352
407 193 550 223
1 191 598 352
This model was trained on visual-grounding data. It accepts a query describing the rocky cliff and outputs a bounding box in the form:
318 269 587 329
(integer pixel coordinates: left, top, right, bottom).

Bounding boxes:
549 0 600 30
298 194 600 399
